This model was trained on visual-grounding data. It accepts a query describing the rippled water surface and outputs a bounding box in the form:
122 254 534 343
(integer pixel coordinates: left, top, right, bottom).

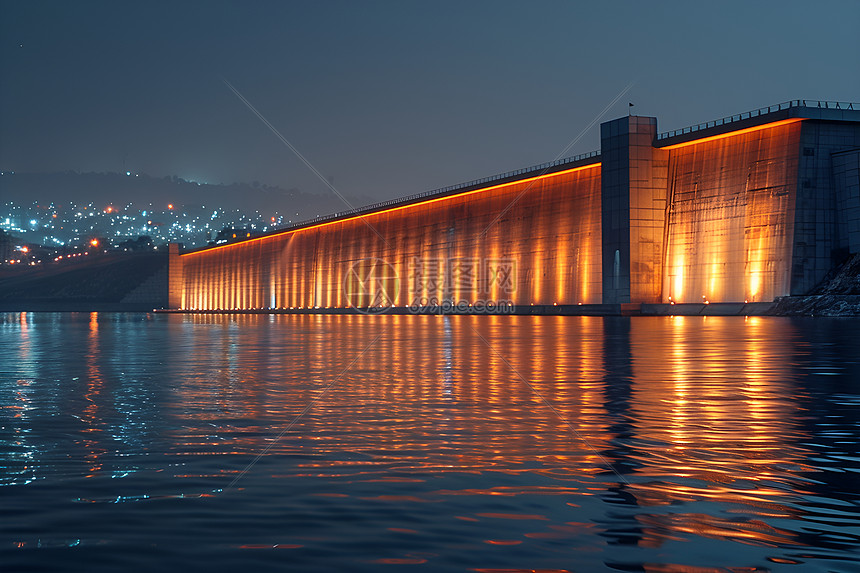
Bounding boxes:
2 312 859 572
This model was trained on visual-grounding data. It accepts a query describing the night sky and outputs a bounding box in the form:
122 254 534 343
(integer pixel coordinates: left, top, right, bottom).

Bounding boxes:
2 0 858 204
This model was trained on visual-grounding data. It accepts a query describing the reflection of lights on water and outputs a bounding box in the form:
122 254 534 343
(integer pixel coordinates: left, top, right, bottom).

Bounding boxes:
5 313 823 553
442 316 453 395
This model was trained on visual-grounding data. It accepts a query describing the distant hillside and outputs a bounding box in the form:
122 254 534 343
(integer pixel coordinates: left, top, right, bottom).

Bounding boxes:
0 171 375 217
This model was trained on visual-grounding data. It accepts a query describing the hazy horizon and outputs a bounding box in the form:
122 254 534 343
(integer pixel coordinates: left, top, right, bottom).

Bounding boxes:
3 0 858 211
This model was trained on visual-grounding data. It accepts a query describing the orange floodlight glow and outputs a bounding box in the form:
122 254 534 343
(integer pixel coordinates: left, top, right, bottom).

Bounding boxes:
661 119 801 305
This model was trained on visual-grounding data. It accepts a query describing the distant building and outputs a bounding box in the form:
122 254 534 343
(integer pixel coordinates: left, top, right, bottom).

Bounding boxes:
0 230 13 263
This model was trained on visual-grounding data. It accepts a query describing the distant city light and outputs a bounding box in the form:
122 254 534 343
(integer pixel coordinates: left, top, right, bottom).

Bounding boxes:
2 197 292 258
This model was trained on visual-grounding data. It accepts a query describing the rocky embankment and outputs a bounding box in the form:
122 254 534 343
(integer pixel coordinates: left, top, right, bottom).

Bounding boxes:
770 254 860 316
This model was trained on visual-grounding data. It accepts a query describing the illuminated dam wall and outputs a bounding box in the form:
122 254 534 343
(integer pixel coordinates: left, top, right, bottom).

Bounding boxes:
171 101 860 311
178 161 603 310
661 120 803 304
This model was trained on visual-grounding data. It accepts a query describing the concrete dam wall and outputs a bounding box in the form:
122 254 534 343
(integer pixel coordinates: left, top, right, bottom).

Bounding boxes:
171 101 860 313
662 120 801 304
178 161 603 310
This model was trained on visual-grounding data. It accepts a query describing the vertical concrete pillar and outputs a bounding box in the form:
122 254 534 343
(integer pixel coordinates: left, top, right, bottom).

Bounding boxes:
167 243 184 310
791 121 860 294
600 116 668 304
832 149 860 256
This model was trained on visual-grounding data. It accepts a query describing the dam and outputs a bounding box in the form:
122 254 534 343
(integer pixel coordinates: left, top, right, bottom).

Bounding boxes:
170 100 860 313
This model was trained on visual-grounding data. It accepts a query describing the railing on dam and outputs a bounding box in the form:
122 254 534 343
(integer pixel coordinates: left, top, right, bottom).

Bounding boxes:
656 99 859 141
268 149 601 236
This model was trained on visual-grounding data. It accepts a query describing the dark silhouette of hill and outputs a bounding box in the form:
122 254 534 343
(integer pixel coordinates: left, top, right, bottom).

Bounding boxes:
1 171 375 216
0 252 167 311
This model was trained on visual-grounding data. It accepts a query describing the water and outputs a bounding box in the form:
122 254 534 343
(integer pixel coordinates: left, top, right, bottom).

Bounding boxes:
2 312 859 572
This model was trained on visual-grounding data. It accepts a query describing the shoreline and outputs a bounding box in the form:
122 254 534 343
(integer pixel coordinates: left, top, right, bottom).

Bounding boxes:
4 297 860 317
